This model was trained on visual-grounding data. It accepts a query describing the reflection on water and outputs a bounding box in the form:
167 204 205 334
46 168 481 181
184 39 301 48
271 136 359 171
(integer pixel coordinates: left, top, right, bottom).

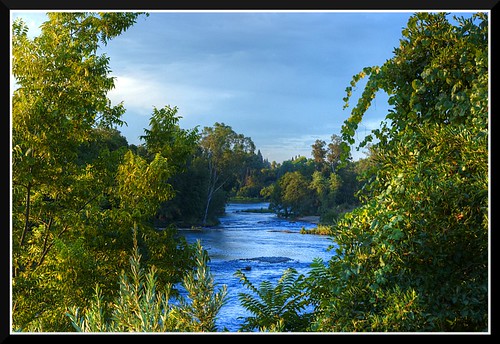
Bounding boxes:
177 202 336 332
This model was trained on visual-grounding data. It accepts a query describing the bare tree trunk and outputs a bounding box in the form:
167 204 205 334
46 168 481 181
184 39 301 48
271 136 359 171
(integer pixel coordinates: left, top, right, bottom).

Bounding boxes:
202 185 214 226
203 158 229 226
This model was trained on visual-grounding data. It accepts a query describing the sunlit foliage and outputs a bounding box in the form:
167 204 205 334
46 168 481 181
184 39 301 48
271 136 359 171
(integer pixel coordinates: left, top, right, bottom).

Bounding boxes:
312 12 488 332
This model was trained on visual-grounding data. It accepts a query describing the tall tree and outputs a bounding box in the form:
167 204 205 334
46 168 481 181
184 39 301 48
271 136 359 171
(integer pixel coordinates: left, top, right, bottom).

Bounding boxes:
138 105 201 225
326 134 344 172
199 123 255 225
311 139 327 167
12 11 146 277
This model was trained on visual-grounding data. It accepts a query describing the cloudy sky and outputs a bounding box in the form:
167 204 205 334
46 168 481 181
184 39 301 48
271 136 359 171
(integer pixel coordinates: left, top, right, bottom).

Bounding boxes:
11 10 481 163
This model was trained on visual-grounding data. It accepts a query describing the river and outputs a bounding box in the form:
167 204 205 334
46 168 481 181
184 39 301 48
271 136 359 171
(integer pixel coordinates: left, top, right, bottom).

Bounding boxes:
177 202 336 332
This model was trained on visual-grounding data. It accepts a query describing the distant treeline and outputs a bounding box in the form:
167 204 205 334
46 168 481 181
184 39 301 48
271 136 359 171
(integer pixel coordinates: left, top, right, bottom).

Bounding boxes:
78 117 374 229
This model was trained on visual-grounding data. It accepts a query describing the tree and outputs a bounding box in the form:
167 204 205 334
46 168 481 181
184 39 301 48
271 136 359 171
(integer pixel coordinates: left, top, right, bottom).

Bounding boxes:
199 122 256 225
326 134 344 172
138 105 201 226
312 12 488 331
311 139 327 168
139 105 200 173
12 12 143 276
11 12 149 331
278 171 314 217
309 170 329 213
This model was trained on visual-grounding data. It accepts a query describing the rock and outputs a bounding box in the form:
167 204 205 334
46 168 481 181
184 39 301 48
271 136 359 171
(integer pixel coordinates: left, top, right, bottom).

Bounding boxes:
243 256 293 263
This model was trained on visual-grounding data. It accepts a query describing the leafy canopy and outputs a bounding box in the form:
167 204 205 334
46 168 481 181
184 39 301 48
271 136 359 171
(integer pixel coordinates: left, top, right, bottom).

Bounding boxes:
312 12 488 332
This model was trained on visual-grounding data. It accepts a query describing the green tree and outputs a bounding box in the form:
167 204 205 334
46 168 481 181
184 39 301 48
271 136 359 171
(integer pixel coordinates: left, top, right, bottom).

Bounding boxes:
326 134 344 172
75 126 129 166
138 105 201 226
11 12 148 331
139 105 200 173
66 229 179 332
311 139 327 169
312 12 488 332
199 122 256 225
155 152 212 227
233 149 270 199
309 170 329 213
278 171 314 217
12 11 143 277
260 183 284 215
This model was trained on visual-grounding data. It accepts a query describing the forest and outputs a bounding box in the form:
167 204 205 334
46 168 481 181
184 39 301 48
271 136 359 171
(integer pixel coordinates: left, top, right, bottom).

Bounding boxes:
11 12 489 332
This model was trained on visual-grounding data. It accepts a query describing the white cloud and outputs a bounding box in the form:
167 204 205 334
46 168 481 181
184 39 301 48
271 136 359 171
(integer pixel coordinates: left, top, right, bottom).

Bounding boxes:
108 72 242 119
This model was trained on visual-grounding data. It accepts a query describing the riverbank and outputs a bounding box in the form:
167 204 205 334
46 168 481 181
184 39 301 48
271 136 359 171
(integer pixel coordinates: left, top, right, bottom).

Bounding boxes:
294 215 320 224
176 226 204 231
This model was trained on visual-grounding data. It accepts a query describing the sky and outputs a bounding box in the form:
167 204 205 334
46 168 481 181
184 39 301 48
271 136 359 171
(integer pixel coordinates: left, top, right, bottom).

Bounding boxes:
10 10 482 163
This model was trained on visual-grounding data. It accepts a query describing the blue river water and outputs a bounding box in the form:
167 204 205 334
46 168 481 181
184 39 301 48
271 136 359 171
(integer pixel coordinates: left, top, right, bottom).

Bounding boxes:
177 202 336 332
